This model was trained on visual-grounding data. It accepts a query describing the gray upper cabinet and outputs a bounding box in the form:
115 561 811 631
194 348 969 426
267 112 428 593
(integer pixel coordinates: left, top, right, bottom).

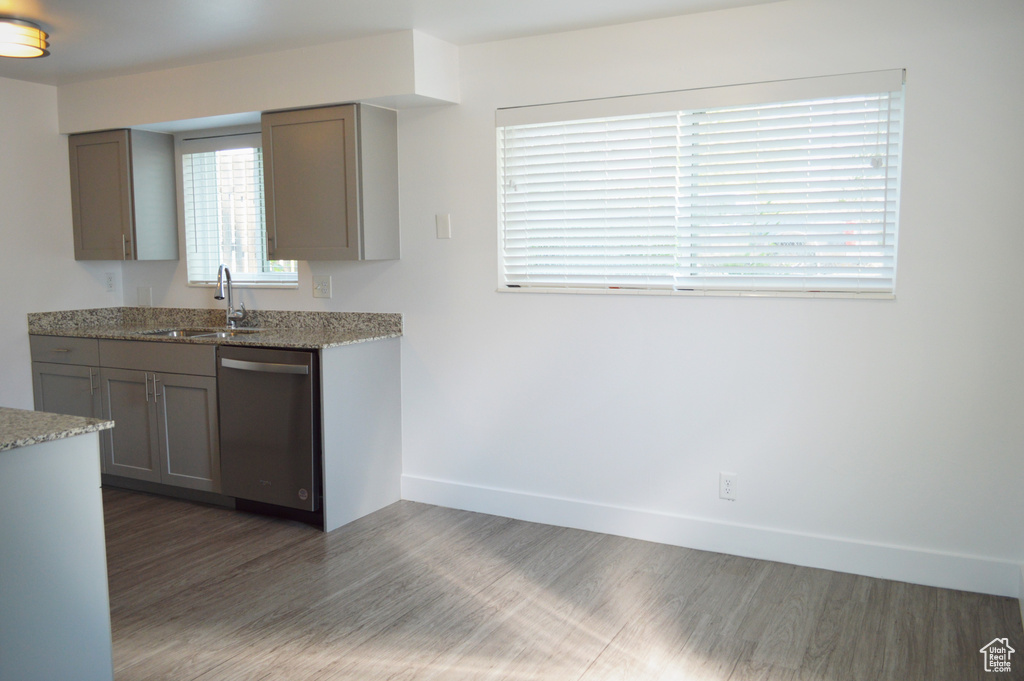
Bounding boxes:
68 129 179 261
262 103 399 261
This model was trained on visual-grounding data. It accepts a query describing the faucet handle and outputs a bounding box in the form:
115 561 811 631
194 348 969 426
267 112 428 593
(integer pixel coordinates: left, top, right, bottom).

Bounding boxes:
228 302 248 327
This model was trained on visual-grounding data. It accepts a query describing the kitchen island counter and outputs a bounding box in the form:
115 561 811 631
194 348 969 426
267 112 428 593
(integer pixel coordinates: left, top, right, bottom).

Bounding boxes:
0 405 113 452
1 407 115 681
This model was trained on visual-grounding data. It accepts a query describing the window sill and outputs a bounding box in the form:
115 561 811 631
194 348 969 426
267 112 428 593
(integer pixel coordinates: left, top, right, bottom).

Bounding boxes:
188 281 299 290
496 286 895 300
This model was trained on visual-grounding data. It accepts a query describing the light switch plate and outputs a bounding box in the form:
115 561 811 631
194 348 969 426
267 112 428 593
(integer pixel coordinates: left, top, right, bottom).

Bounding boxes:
435 213 452 239
312 275 332 299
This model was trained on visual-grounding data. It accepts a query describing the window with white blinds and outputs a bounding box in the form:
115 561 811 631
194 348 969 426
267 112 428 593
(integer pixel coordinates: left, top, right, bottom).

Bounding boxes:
180 132 297 286
497 70 905 296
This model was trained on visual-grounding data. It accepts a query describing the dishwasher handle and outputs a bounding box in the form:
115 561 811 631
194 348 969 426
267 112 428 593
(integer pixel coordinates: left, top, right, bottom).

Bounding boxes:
220 357 310 375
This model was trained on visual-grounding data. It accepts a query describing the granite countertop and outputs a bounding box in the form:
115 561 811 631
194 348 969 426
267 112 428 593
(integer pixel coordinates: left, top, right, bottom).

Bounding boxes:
27 307 402 350
0 407 113 453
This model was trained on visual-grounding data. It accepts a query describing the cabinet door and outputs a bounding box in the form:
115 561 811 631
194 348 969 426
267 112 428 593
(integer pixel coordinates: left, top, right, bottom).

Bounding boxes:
32 362 100 418
262 104 361 261
154 373 220 492
69 129 134 261
99 368 160 482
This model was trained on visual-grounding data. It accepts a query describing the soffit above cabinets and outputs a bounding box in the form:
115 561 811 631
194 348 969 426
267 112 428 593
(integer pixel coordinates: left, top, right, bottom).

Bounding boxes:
0 0 783 86
57 31 459 134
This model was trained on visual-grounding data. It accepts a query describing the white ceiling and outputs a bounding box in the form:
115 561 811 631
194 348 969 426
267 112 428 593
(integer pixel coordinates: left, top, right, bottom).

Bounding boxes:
0 0 780 86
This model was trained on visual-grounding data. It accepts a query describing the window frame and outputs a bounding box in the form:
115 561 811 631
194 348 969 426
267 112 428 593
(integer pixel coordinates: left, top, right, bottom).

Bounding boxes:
174 125 298 289
495 70 906 299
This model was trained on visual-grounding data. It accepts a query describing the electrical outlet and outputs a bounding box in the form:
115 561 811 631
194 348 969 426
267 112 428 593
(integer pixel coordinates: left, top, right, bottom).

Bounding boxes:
103 272 115 293
312 275 332 299
719 473 737 501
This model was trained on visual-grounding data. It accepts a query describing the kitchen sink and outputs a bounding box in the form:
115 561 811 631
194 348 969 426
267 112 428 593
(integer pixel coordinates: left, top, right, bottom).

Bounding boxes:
202 329 261 338
142 328 215 338
141 328 261 338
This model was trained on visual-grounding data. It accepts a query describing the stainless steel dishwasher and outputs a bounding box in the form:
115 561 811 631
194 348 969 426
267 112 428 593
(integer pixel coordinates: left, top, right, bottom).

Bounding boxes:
217 346 321 512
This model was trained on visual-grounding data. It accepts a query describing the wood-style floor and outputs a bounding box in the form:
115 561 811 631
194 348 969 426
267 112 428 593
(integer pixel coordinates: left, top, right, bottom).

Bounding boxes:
103 488 1023 681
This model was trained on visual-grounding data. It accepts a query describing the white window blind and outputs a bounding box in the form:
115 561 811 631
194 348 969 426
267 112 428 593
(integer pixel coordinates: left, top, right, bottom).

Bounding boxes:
497 70 905 295
181 132 297 286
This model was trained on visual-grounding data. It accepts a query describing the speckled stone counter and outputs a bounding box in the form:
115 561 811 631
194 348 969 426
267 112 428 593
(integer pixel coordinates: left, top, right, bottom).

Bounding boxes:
0 407 113 453
27 307 402 350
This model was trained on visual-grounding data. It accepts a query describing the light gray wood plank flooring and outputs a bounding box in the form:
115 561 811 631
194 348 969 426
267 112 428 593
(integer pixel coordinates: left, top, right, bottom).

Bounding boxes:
102 489 1023 681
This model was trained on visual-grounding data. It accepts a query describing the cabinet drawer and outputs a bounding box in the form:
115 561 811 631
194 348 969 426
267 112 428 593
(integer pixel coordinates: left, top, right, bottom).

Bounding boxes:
30 336 100 365
99 340 217 376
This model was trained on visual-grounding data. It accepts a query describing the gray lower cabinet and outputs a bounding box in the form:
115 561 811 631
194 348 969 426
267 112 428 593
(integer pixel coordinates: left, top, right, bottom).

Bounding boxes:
154 372 219 490
30 336 104 467
29 335 221 494
98 340 220 493
32 362 110 479
99 367 160 481
31 362 101 422
98 368 219 491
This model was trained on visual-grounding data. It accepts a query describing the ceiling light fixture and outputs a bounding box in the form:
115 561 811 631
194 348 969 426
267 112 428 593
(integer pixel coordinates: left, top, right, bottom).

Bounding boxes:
0 17 49 58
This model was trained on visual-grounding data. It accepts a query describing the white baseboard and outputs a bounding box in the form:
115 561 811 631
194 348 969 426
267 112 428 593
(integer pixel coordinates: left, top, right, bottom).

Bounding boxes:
402 474 1020 597
1019 566 1024 625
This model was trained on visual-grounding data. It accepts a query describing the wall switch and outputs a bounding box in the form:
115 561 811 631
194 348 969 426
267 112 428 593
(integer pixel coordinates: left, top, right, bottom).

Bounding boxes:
103 272 115 293
312 275 332 299
435 213 452 239
719 473 737 501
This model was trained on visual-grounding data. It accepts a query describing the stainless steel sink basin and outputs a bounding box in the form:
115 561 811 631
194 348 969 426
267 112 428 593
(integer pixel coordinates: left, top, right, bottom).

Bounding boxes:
141 328 261 338
201 329 260 338
142 328 215 338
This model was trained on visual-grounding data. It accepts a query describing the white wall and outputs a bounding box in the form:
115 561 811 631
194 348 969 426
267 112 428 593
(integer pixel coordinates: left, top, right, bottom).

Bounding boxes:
394 0 1024 596
0 77 118 409
9 0 1022 595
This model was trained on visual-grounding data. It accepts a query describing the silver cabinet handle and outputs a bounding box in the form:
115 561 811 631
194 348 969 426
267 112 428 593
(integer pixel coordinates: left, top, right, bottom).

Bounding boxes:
221 357 309 375
144 373 151 402
153 375 162 399
89 367 97 396
50 348 72 353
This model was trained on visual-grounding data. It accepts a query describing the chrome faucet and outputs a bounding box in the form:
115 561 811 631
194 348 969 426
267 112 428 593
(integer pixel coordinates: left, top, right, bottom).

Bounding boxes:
214 265 247 328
